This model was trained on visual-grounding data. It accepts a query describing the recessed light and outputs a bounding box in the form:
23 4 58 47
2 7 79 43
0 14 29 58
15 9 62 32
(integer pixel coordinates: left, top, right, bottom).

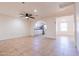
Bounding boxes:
34 9 37 12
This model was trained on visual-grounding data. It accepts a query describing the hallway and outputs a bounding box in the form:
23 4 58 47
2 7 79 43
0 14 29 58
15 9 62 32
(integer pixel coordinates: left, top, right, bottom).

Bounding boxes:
0 35 78 56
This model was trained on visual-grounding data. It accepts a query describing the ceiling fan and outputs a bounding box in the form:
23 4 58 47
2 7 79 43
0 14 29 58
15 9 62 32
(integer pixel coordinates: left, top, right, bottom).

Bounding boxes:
20 2 37 19
20 12 35 19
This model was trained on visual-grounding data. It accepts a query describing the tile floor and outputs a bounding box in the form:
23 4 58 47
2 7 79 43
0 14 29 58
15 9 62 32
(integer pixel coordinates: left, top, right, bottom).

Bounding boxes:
0 35 78 56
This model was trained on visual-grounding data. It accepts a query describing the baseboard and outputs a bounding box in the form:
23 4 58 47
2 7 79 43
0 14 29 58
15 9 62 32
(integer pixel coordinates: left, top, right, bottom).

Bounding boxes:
44 37 56 39
0 35 30 41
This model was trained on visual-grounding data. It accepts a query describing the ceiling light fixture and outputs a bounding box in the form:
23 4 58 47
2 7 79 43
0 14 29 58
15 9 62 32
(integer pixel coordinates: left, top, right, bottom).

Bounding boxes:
25 17 29 18
34 9 37 12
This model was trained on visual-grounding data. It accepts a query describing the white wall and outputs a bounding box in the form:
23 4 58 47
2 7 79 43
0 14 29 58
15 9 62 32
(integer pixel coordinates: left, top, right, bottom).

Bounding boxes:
0 16 30 40
0 15 56 40
44 17 56 38
75 3 79 51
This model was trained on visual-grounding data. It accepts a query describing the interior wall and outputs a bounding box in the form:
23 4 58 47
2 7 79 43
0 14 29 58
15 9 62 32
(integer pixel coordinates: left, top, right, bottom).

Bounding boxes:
75 3 79 51
0 14 56 40
30 17 56 39
0 16 30 40
43 17 56 38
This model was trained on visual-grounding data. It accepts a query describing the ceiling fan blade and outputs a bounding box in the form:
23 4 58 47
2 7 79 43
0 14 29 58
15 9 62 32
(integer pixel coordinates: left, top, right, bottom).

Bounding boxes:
20 13 26 17
29 16 35 19
29 14 32 17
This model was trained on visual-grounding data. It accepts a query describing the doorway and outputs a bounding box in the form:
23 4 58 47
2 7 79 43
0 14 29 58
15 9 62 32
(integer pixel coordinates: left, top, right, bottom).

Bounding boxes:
34 20 47 36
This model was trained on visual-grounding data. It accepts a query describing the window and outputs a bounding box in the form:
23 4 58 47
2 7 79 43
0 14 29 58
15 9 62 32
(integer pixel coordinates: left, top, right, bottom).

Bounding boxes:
60 22 68 32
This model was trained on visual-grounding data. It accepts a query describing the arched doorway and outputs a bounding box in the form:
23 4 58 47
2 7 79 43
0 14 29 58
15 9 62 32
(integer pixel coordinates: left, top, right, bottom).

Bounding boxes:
34 20 47 35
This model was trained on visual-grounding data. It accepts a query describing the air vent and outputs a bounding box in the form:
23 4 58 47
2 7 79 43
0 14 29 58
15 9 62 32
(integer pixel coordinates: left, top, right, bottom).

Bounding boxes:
59 2 74 8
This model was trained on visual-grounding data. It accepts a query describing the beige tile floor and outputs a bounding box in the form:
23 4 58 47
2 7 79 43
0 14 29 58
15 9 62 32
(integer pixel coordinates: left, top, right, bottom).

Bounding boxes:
0 35 78 56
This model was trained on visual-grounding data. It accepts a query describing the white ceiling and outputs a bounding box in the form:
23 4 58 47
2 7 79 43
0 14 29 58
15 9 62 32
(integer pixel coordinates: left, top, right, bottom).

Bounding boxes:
0 2 74 19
